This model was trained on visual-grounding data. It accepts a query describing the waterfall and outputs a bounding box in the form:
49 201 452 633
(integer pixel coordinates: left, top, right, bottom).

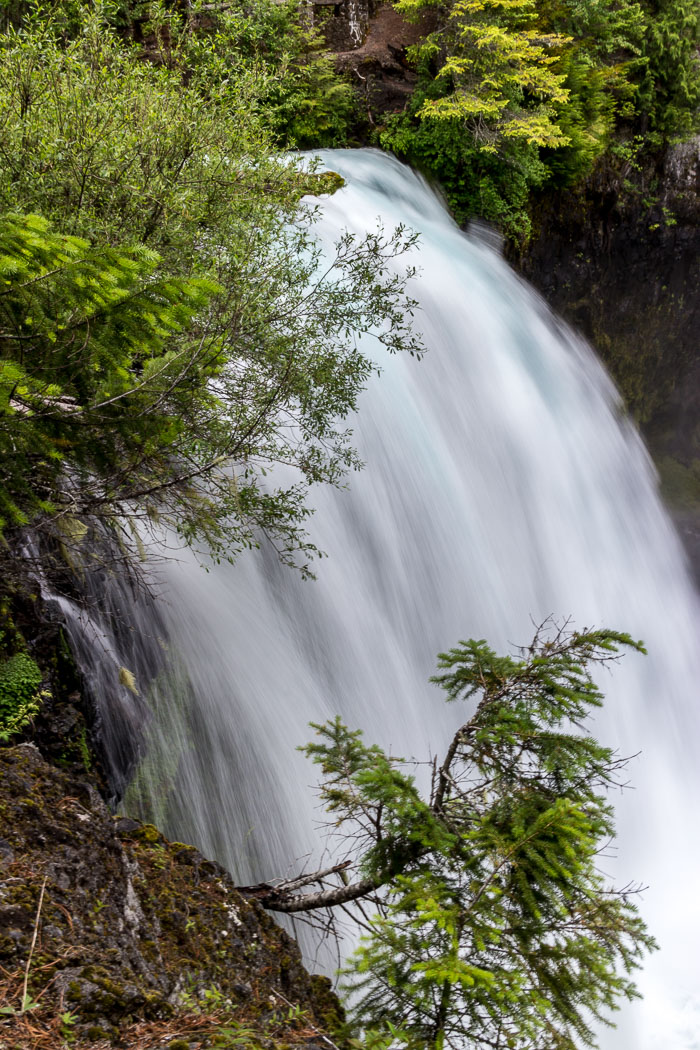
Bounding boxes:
55 149 700 1047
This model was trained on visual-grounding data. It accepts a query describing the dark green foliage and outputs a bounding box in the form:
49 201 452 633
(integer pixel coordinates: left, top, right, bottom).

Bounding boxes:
179 0 358 148
264 38 358 149
380 85 549 240
0 10 421 577
299 624 655 1049
637 0 700 140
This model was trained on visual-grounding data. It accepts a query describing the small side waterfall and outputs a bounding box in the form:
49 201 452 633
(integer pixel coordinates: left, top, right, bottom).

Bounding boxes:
55 150 699 1047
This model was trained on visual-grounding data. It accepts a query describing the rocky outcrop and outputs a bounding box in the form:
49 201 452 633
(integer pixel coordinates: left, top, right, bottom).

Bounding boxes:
314 0 375 51
329 3 434 124
0 745 343 1049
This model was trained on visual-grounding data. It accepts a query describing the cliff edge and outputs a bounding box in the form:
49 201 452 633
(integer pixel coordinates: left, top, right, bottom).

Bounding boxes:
0 745 343 1050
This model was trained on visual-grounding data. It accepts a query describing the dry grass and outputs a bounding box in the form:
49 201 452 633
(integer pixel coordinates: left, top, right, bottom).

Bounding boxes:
1 963 332 1050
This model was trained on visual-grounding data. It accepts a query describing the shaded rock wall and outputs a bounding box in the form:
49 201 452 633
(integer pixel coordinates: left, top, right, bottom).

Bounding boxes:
516 139 700 443
315 0 375 51
329 2 433 121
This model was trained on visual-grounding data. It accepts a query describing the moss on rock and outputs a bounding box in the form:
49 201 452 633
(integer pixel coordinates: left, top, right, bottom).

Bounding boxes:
0 745 344 1049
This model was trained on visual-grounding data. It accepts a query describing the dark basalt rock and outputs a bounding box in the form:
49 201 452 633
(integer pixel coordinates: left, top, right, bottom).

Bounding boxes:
0 744 344 1048
516 139 700 442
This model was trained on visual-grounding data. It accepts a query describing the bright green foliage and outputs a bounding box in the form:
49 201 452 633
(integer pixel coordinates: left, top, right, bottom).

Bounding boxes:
0 212 218 540
304 716 455 885
3 0 357 149
382 0 699 238
381 0 573 238
124 0 357 149
301 624 655 1049
380 87 549 237
0 10 421 575
401 0 572 152
0 9 284 250
0 645 42 741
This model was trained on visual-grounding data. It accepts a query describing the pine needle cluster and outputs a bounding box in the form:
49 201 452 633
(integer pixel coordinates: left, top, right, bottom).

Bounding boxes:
294 624 656 1050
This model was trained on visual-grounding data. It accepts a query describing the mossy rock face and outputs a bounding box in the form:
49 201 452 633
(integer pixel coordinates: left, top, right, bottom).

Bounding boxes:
299 169 346 197
0 745 344 1048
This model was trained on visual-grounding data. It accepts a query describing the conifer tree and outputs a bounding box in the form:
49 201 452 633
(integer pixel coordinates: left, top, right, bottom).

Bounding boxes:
0 213 218 544
256 623 656 1049
402 0 573 152
638 0 700 139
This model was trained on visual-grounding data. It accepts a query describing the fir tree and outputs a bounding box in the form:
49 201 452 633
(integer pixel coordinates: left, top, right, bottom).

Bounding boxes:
255 623 656 1050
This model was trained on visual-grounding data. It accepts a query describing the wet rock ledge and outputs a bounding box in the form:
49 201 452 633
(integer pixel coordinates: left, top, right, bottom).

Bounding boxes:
0 745 342 1050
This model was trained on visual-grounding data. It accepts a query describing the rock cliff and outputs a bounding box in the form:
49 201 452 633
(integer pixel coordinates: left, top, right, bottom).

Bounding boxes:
0 745 342 1050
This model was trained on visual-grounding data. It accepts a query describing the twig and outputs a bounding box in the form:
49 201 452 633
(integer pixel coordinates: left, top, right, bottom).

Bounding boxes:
238 859 351 898
22 875 47 1012
271 989 342 1050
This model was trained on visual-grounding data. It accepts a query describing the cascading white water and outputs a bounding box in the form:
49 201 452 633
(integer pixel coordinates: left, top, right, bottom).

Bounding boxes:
56 149 699 1047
